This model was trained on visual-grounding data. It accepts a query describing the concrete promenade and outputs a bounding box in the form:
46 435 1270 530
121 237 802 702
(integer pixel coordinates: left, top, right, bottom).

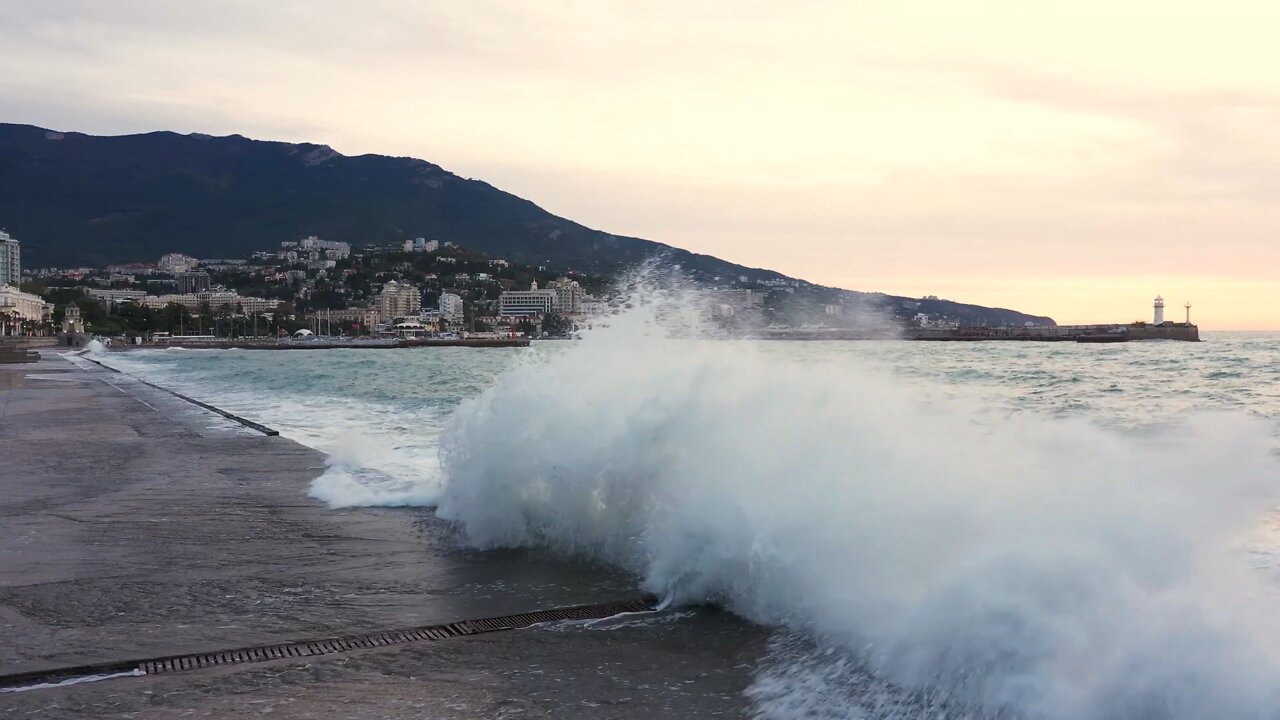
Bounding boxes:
0 351 763 718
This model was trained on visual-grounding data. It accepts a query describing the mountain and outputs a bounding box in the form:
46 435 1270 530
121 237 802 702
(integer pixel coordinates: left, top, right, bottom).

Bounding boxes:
0 123 1054 326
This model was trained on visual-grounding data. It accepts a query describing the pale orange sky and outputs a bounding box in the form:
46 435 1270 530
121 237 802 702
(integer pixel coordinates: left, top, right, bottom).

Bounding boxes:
2 1 1277 329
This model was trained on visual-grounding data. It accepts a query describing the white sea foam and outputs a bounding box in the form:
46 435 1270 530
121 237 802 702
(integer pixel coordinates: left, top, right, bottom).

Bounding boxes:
435 278 1280 718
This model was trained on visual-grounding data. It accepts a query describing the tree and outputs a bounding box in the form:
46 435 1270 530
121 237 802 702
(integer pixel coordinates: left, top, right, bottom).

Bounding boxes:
542 312 571 337
75 298 108 331
19 279 47 296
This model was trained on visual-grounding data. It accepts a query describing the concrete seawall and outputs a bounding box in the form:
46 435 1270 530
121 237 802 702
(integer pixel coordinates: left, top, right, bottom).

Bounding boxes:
0 351 764 718
908 322 1201 343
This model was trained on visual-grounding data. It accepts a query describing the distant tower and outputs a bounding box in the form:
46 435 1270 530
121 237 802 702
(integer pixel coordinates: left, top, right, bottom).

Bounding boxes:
1184 302 1192 324
1153 295 1165 325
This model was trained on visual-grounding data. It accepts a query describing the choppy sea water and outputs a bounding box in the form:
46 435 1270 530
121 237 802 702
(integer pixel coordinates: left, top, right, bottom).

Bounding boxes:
99 328 1280 719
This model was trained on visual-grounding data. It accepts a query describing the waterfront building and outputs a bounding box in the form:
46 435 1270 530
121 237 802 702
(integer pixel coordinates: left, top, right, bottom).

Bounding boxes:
375 280 421 321
499 280 558 316
0 284 52 335
0 230 20 286
158 253 200 274
177 271 211 294
439 292 464 321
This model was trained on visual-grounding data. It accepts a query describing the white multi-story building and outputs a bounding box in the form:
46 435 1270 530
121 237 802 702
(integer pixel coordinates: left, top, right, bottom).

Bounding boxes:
439 292 464 322
158 253 200 274
87 289 148 309
548 277 584 314
579 296 610 317
294 235 351 259
424 239 439 252
138 292 277 314
376 280 421 321
0 230 21 286
499 280 558 316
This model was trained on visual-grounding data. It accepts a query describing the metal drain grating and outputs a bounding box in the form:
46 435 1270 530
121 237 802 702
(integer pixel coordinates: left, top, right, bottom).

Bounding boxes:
0 598 655 692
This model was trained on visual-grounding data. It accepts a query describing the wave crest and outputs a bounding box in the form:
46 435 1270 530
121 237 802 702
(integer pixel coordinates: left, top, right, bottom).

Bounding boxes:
434 280 1280 718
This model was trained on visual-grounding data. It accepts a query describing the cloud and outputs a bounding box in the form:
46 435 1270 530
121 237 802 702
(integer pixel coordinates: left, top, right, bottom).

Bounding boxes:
0 0 1276 327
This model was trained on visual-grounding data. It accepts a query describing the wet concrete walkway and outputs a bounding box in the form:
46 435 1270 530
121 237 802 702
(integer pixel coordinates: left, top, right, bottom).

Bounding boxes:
0 351 765 718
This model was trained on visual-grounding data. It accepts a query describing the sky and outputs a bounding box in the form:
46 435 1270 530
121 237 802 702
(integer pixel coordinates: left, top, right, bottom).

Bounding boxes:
1 1 1277 329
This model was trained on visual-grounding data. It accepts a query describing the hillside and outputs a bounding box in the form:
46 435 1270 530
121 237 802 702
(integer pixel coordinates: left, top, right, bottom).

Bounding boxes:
0 123 1054 327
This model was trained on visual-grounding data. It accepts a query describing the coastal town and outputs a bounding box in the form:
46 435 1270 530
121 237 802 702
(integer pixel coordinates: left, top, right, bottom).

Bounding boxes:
2 229 626 341
1 226 982 343
3 227 1201 345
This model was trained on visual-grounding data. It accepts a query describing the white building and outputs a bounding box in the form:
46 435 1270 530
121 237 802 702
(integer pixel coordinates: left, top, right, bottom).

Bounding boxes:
403 239 415 252
579 296 610 316
294 235 351 259
0 230 21 286
0 284 51 335
439 292 464 321
138 292 277 314
376 280 421 321
424 239 440 252
1154 295 1165 325
499 280 558 316
158 253 200 274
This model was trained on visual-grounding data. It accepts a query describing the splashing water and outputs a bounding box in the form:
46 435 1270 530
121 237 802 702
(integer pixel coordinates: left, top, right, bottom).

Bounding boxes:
434 279 1280 718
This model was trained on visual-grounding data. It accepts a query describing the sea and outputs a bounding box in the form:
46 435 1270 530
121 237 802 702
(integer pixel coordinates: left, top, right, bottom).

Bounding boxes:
95 300 1280 719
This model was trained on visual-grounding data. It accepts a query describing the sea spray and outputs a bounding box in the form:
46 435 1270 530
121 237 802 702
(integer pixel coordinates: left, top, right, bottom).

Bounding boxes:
434 279 1280 718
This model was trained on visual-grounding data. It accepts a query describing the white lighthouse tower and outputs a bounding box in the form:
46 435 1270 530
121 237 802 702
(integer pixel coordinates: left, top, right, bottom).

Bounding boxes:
1153 295 1165 325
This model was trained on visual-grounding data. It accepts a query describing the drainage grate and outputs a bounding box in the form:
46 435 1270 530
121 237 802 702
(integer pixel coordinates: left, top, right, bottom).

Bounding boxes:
0 598 655 692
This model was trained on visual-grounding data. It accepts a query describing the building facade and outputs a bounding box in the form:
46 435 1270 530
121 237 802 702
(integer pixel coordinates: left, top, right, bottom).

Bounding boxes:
177 271 211 294
0 230 20 286
547 277 584 314
375 280 421 321
0 284 51 335
499 280 558 316
292 235 351 259
138 292 277 314
158 253 199 274
439 292 464 321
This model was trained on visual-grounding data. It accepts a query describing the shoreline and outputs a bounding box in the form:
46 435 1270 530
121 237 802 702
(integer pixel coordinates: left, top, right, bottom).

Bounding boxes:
116 337 530 351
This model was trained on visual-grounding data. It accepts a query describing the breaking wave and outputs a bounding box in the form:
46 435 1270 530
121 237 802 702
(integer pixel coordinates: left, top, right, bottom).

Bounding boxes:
434 280 1280 718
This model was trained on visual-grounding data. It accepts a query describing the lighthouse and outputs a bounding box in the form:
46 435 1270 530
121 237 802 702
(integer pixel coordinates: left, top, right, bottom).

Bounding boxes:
1153 295 1165 325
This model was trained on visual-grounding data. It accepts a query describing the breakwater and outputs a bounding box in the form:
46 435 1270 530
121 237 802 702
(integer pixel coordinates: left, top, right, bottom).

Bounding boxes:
908 322 1200 343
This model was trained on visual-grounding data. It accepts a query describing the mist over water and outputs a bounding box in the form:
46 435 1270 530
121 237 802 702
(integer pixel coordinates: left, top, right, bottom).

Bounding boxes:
98 285 1280 719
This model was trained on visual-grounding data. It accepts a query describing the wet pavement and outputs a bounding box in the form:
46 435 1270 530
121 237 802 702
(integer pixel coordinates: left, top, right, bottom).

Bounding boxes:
0 352 766 718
